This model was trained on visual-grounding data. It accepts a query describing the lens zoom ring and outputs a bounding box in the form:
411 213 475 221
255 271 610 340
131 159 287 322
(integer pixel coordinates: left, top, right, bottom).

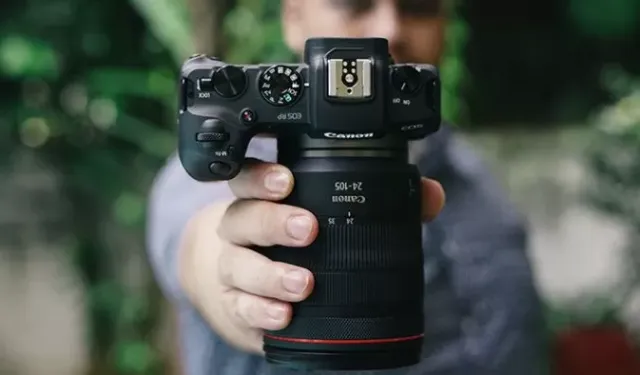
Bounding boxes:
260 221 422 271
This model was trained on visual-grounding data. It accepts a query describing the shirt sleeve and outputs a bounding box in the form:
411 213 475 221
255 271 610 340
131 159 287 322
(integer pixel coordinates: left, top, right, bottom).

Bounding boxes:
417 133 548 375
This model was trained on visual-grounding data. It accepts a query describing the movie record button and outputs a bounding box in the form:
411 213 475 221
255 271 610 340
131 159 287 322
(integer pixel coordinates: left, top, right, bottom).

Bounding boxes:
240 108 256 124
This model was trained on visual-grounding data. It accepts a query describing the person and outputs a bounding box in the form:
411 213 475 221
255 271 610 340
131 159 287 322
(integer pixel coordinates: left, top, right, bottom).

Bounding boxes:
146 0 546 374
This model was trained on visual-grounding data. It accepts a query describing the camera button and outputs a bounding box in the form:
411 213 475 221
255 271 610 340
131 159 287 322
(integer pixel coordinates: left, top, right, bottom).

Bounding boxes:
390 66 421 95
212 65 247 98
240 108 256 124
209 162 231 176
199 78 215 92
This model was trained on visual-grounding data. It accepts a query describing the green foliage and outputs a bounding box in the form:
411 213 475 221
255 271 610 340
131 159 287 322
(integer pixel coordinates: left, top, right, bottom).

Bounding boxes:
223 0 296 64
584 69 640 339
1 0 184 373
0 35 60 78
439 0 469 124
586 70 640 228
568 0 640 39
129 0 193 65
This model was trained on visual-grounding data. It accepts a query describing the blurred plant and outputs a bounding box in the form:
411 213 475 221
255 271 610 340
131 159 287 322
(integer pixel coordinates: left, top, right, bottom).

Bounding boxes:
0 0 186 374
567 0 640 40
583 67 640 339
129 0 194 65
223 0 295 64
439 0 469 124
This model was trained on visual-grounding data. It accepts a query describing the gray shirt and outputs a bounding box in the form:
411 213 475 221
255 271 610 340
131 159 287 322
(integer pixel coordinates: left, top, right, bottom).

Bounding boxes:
146 125 546 375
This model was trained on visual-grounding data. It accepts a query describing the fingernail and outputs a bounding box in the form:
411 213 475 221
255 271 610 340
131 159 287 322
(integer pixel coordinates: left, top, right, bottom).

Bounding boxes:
264 170 290 194
283 270 309 295
286 215 312 241
267 303 287 321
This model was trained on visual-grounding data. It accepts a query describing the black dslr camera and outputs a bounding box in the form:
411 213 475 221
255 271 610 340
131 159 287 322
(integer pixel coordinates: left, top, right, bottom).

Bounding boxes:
178 38 441 371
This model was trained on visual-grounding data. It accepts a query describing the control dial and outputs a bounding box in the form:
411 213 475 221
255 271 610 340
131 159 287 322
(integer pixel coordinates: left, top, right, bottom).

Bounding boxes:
259 65 303 106
211 65 247 98
390 66 421 95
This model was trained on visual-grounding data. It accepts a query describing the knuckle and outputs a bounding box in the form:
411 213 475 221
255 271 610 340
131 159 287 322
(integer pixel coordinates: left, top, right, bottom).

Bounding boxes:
227 176 245 196
231 161 267 197
216 246 236 286
256 263 293 301
241 258 286 300
218 201 238 234
232 293 253 324
256 203 283 246
215 216 227 240
259 262 287 298
225 198 245 218
234 163 255 182
235 294 264 328
218 199 250 240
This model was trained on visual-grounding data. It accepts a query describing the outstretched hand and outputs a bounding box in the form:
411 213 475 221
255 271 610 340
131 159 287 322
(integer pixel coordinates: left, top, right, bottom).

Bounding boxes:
178 160 445 353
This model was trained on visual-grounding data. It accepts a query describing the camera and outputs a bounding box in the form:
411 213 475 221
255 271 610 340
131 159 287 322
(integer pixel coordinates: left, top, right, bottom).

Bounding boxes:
177 38 441 371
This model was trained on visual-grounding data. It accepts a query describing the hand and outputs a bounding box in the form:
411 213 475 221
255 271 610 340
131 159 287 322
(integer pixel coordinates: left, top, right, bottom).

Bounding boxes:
178 159 445 354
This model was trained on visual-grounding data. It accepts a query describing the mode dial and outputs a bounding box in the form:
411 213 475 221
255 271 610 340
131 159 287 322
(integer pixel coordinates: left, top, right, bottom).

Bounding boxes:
211 65 247 98
390 66 421 95
259 65 303 106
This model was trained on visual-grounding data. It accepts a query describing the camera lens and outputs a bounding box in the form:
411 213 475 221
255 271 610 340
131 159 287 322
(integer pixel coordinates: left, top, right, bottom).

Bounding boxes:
258 134 425 371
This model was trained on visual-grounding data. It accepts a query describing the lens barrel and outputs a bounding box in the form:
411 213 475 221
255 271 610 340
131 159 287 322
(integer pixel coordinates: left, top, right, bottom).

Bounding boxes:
258 134 425 371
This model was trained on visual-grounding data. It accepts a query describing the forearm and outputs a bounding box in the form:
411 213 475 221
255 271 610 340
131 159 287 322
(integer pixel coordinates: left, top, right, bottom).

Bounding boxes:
146 154 234 306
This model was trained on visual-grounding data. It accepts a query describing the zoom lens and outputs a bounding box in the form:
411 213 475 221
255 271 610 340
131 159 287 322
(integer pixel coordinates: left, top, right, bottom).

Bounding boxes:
258 134 425 371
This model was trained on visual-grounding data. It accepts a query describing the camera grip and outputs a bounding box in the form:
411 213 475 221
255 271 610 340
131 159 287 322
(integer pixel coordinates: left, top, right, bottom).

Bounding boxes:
178 112 252 181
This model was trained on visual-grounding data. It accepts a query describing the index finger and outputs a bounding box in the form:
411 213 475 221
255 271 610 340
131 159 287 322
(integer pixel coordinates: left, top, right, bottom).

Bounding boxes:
229 158 294 201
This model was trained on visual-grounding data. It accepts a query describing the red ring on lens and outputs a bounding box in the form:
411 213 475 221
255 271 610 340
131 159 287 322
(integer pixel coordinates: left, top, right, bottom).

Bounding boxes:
263 333 424 345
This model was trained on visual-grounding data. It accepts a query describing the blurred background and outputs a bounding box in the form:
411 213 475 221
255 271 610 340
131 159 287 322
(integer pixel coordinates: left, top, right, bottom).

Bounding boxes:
1 0 640 374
